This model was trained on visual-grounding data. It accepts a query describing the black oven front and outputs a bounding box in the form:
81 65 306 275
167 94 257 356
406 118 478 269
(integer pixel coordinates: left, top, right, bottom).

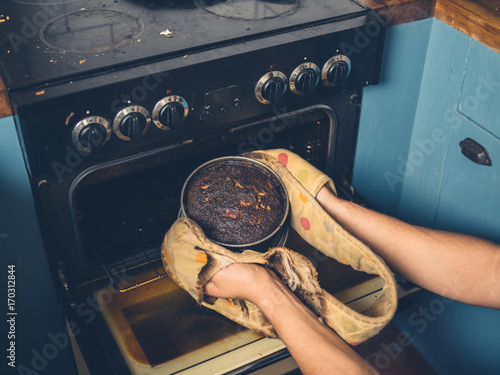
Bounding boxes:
11 12 386 375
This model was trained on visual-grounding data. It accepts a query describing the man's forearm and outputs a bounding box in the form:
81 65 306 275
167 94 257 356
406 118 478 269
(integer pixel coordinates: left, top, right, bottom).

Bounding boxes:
204 263 377 375
254 273 377 375
317 187 500 309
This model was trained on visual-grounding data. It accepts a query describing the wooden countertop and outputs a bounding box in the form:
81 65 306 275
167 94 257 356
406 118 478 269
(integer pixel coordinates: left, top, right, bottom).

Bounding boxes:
360 0 500 53
435 0 500 54
0 0 498 119
358 0 436 26
0 77 12 118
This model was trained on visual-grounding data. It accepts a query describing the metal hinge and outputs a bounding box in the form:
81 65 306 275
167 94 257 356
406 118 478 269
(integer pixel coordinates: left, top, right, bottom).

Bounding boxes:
57 261 76 308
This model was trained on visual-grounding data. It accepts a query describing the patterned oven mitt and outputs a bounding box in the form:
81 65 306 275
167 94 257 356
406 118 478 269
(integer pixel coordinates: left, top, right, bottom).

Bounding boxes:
162 149 398 344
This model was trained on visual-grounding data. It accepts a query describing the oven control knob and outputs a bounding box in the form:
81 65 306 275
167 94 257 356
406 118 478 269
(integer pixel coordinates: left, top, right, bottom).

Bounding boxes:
322 55 351 87
255 71 288 105
290 63 320 95
72 116 112 153
113 106 150 141
152 96 189 130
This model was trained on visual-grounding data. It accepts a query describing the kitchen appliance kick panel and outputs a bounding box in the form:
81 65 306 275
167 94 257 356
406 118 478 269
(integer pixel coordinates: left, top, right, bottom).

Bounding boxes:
0 0 398 374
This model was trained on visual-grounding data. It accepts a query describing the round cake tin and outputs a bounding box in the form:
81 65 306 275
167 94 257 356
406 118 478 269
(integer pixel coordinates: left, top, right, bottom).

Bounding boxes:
180 156 289 252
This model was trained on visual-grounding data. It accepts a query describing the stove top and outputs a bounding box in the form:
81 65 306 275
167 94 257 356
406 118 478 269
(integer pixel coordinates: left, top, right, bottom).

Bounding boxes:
0 0 368 91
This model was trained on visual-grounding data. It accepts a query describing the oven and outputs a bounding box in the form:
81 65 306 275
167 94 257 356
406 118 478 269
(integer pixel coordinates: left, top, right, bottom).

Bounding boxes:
0 0 387 373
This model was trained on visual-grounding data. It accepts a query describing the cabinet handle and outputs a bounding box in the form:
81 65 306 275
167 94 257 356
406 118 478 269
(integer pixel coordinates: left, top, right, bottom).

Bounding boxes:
459 138 492 166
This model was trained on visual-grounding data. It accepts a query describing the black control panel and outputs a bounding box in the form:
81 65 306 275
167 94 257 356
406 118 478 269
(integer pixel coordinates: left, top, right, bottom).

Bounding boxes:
14 14 385 185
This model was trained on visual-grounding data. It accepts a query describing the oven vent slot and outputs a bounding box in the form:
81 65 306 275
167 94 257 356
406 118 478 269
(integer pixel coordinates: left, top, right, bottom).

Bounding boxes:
97 240 167 293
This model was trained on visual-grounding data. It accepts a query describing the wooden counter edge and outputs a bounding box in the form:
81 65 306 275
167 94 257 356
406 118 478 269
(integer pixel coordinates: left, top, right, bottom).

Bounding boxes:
0 76 13 119
435 0 500 54
358 0 435 27
360 0 500 54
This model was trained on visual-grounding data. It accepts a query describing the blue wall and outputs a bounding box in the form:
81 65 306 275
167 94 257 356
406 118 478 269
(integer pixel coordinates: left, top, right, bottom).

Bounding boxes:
0 116 77 374
354 19 500 374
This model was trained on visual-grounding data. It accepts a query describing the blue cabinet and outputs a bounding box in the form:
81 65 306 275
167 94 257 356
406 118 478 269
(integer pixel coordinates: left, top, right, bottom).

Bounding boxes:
458 40 500 139
434 120 500 243
354 18 500 375
432 37 500 243
0 116 77 374
353 18 433 216
355 20 500 241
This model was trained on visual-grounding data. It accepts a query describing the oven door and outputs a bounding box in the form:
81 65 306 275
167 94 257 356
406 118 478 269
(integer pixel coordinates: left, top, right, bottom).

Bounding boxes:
65 104 382 375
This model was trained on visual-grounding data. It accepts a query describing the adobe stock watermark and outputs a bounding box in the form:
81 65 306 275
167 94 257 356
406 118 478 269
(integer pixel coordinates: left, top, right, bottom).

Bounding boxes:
339 18 384 59
363 293 454 373
363 330 413 373
338 0 431 60
50 65 170 183
6 0 69 54
14 268 133 375
385 74 499 192
237 105 291 154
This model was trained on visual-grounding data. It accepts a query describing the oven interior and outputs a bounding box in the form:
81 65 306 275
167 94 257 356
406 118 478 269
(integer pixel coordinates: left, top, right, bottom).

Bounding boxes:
74 109 331 290
72 107 377 374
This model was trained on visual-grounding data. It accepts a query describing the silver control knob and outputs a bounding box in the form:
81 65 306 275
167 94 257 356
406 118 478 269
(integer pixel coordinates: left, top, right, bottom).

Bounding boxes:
290 62 320 95
72 116 112 153
254 71 288 105
152 95 189 130
322 55 351 87
113 105 150 141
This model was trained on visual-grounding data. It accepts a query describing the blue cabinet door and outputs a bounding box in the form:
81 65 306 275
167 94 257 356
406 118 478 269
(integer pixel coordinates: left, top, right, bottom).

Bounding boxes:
434 120 500 243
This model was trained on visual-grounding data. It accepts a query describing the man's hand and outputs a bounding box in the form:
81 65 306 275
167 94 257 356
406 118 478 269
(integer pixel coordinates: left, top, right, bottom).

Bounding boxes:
203 263 277 304
203 260 376 375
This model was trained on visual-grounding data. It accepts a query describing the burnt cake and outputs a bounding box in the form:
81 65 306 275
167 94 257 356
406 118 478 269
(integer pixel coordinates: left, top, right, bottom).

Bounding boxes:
185 160 287 245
